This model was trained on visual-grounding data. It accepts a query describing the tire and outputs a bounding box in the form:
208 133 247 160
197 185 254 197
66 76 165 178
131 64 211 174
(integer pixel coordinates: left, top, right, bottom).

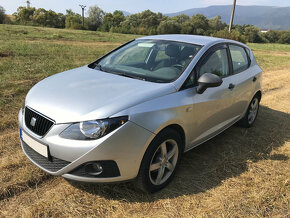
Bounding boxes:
237 94 260 128
135 128 182 193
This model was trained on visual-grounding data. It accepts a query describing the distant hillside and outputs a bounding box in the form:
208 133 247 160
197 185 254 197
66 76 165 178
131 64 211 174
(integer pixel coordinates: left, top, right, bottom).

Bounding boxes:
6 15 15 21
121 11 131 16
165 5 290 30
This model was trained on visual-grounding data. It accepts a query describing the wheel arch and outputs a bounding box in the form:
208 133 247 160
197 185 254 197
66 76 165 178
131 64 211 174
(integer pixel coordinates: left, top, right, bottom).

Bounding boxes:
149 123 186 153
255 90 262 101
161 124 186 153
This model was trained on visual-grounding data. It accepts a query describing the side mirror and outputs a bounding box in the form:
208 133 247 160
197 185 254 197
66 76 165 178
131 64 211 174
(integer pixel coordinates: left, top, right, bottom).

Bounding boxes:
196 73 223 94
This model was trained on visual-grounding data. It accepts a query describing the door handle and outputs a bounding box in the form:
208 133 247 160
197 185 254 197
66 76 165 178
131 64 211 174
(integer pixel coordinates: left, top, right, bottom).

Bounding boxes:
228 83 235 90
253 76 257 82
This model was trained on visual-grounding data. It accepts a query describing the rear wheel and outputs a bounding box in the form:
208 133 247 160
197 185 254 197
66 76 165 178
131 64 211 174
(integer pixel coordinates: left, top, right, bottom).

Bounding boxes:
238 94 260 128
135 129 182 193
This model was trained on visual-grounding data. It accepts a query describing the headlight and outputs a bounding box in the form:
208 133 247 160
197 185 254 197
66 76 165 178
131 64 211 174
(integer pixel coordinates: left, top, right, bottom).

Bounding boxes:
60 116 128 140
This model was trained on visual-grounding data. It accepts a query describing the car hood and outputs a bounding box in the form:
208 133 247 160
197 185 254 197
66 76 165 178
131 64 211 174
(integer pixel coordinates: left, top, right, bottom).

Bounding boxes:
25 66 176 123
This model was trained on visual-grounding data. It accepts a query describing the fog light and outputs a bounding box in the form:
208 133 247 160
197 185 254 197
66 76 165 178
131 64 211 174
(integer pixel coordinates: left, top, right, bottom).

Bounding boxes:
84 163 103 176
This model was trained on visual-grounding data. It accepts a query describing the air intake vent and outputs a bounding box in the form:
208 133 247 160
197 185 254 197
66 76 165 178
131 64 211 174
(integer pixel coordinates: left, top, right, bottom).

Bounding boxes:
24 107 54 136
22 140 70 172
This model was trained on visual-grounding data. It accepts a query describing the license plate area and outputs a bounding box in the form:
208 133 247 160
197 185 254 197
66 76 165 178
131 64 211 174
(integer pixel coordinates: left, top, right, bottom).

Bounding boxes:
20 129 49 158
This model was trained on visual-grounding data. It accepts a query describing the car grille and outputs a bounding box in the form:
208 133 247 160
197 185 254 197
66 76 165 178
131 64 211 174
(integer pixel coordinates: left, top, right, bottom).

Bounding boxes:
22 140 70 172
24 107 54 136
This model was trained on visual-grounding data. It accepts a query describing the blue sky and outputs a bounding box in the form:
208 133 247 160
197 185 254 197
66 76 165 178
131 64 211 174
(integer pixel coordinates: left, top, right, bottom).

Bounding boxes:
0 0 289 15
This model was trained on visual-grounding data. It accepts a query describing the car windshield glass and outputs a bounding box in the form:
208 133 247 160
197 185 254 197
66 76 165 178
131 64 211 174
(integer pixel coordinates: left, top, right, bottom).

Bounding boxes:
91 39 202 83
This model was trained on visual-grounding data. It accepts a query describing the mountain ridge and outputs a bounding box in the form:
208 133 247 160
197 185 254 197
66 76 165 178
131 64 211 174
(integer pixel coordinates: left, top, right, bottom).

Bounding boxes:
165 5 290 30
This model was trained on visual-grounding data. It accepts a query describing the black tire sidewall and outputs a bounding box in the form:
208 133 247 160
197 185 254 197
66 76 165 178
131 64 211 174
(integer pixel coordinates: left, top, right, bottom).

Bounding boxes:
247 96 260 126
239 95 260 128
138 129 182 193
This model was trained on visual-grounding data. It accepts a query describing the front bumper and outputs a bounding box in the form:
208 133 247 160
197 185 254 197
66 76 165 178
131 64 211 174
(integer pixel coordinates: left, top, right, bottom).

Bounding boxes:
18 109 155 182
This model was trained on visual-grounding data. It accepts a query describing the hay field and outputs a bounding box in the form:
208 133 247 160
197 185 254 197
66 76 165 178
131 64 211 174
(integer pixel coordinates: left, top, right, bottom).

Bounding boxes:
0 24 289 217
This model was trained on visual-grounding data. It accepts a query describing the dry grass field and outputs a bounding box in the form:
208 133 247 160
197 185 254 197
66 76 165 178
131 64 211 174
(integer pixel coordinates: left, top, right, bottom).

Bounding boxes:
0 24 289 217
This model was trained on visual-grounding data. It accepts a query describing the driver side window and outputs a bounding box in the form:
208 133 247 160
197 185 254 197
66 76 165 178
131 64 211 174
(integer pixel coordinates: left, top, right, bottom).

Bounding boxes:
198 48 229 77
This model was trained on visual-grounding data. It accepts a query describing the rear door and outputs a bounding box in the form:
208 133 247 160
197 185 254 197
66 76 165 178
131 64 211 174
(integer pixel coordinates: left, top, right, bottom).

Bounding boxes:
227 44 255 117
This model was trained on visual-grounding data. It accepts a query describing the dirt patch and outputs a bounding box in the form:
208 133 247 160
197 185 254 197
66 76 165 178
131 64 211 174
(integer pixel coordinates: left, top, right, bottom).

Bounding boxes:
254 50 290 57
0 51 14 58
0 174 53 201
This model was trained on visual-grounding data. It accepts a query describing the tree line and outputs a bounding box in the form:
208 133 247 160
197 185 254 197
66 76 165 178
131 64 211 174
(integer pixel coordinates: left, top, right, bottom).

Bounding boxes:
0 5 289 44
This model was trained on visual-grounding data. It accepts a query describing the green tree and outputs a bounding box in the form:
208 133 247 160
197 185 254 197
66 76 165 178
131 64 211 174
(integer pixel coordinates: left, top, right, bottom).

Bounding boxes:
33 8 65 28
172 14 190 24
138 10 161 29
181 22 194 34
32 8 47 26
157 19 181 34
209 15 226 32
244 26 263 43
125 14 140 28
191 14 209 35
118 14 140 33
65 9 83 29
56 13 66 28
0 6 6 24
117 10 164 35
102 11 125 32
14 6 36 24
214 29 246 43
278 31 290 44
87 5 105 31
264 30 280 43
112 10 125 27
102 13 113 32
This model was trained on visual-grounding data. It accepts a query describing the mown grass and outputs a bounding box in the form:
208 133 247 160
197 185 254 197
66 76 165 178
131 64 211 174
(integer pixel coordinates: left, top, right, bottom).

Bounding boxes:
0 24 289 217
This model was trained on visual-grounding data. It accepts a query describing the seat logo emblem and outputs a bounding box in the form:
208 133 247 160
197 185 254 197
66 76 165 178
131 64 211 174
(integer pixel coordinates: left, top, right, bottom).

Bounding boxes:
30 117 37 127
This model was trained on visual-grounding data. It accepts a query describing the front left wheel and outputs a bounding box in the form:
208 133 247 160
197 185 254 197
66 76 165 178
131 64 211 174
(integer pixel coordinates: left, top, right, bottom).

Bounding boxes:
135 129 182 193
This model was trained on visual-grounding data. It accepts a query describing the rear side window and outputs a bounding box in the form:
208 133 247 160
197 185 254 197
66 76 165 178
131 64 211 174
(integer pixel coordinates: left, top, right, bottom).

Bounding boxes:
229 45 249 74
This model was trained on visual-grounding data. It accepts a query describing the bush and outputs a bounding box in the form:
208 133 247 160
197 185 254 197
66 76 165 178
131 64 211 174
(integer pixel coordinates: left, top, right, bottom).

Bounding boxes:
244 26 264 43
264 30 281 43
33 8 65 28
65 9 83 30
278 31 290 44
157 20 181 34
214 30 246 43
14 6 35 25
65 16 83 29
0 6 5 24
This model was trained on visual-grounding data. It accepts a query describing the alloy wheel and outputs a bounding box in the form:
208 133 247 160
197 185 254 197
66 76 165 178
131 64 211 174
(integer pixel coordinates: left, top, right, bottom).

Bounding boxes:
248 98 259 125
149 139 179 185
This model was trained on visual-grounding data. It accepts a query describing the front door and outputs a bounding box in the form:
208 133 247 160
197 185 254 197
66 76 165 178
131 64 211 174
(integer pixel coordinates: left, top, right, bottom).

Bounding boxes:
189 44 239 147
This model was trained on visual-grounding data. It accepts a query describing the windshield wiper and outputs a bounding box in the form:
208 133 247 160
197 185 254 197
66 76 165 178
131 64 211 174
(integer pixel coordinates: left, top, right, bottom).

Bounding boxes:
95 63 104 72
93 65 147 81
111 71 146 81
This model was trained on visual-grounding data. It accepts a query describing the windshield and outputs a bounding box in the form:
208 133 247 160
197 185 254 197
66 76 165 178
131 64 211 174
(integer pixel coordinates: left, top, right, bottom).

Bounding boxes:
92 39 202 83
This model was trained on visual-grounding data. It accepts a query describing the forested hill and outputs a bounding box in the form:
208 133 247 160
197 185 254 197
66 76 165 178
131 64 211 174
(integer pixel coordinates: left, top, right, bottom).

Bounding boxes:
165 5 290 30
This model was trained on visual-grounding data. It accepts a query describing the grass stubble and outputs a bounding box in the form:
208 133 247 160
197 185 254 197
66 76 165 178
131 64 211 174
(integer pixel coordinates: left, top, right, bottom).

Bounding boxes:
0 24 289 217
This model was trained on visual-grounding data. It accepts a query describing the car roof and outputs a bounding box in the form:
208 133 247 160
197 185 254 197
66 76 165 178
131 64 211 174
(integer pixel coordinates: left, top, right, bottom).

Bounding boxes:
138 34 251 48
138 34 226 46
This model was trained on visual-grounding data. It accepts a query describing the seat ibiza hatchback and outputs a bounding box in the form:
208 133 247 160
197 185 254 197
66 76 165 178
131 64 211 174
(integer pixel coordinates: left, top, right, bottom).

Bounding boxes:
19 35 262 192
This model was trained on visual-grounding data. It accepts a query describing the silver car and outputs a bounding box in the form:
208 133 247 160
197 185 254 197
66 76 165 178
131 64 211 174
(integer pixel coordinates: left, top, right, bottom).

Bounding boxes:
18 35 262 192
